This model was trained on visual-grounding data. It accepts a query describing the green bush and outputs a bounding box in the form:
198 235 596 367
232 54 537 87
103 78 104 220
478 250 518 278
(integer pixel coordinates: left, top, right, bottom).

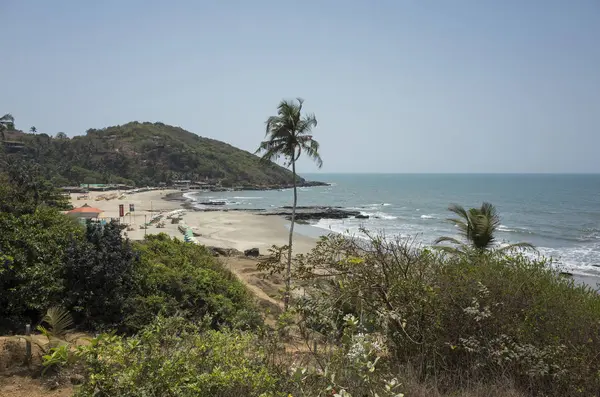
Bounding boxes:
62 222 140 331
0 207 83 332
286 233 600 397
126 234 262 332
75 316 280 397
0 164 262 335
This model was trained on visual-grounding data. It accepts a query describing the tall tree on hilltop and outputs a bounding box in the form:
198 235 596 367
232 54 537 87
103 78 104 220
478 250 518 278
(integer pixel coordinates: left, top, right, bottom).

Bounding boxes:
30 126 37 133
256 98 322 310
434 202 535 254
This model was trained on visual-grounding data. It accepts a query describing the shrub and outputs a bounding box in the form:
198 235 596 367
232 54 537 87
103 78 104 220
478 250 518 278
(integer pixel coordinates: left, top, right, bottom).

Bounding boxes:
125 234 262 332
282 232 600 397
62 221 140 332
75 316 280 397
0 207 83 332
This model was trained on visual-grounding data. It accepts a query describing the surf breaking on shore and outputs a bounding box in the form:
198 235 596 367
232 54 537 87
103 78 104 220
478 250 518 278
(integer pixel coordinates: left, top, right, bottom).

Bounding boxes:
180 190 600 282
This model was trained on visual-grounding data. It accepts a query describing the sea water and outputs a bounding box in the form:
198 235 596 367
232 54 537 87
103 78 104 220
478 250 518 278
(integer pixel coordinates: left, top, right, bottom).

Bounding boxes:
187 174 600 278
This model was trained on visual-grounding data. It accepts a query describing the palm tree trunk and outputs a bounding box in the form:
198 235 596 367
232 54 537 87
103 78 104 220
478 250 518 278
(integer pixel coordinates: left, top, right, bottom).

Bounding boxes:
284 158 297 311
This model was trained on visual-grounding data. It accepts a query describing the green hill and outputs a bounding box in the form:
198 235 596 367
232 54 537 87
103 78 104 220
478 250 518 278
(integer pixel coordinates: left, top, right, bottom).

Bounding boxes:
0 121 322 188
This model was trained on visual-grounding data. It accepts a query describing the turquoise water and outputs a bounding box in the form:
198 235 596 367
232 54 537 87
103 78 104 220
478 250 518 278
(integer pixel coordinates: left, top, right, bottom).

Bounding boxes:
188 174 600 277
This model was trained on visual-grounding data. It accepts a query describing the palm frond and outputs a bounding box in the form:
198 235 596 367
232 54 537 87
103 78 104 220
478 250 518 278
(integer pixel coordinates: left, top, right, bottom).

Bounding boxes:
448 204 470 221
41 306 73 338
256 98 322 169
432 245 467 255
264 116 283 136
438 202 536 253
496 242 537 253
296 114 318 135
301 140 323 168
434 236 464 246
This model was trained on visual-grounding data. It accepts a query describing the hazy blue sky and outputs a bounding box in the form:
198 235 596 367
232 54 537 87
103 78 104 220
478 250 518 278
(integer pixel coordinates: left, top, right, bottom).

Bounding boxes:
1 0 598 173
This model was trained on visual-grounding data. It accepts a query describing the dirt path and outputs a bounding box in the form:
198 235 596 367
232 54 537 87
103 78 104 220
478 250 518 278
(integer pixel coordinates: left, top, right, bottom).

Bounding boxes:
219 256 285 316
0 337 73 397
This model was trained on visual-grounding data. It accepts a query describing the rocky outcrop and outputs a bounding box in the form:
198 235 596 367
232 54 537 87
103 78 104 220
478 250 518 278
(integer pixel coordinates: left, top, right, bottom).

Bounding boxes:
355 214 369 219
200 201 227 206
261 206 361 221
244 248 260 257
207 246 242 257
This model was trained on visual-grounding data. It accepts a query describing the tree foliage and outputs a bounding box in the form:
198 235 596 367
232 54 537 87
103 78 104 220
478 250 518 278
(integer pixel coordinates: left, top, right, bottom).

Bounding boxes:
128 234 262 332
435 202 534 253
0 159 71 215
62 221 140 331
0 165 261 334
75 316 280 397
0 113 15 132
255 98 323 311
272 231 600 396
0 207 83 332
1 120 305 187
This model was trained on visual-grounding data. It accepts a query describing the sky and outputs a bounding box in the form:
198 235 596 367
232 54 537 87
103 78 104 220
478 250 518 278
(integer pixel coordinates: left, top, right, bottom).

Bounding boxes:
1 0 599 173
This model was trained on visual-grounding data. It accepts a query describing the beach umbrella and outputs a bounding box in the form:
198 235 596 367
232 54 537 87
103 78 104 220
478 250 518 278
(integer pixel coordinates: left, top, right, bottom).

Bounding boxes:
67 206 103 219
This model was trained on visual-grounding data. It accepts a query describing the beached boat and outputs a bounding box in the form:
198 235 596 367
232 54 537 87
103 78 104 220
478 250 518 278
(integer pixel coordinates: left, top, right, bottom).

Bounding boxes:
166 209 186 219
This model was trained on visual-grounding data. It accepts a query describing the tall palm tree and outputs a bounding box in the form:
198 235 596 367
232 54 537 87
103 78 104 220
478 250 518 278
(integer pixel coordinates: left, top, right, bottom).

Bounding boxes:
434 202 534 254
30 126 37 133
256 98 322 310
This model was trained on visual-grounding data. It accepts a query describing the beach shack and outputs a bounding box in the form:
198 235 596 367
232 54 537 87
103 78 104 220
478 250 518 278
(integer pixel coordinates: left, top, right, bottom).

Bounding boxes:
67 204 103 220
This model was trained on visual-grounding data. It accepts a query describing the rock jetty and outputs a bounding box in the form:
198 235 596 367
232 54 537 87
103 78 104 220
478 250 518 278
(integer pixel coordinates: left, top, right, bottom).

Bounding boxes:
261 206 361 221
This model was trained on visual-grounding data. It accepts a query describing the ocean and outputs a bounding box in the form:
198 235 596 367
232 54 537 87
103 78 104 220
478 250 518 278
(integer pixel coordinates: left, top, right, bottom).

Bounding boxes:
186 174 600 278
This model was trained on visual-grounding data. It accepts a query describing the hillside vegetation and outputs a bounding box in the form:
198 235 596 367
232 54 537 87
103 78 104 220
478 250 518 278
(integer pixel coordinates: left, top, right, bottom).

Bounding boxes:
2 163 600 396
0 121 311 187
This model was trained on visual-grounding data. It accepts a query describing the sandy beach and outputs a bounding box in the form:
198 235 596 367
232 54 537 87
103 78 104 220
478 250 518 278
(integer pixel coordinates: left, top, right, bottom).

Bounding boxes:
68 189 317 255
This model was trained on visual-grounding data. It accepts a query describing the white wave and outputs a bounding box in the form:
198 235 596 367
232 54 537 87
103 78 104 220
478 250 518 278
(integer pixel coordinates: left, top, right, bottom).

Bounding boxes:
366 203 392 207
509 243 600 279
182 192 196 201
313 218 365 238
580 229 600 241
497 224 533 234
420 214 436 219
232 196 264 199
312 219 425 242
359 211 397 220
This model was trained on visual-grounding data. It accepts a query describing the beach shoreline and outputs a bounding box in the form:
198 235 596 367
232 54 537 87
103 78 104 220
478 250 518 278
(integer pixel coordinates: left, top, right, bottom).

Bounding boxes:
68 189 317 255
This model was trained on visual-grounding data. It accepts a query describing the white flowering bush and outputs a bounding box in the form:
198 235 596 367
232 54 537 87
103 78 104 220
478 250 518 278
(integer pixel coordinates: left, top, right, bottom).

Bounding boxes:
285 314 403 397
274 231 600 396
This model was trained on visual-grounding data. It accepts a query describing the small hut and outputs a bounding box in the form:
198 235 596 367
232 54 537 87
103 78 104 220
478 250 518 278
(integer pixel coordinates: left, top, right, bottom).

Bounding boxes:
67 204 103 219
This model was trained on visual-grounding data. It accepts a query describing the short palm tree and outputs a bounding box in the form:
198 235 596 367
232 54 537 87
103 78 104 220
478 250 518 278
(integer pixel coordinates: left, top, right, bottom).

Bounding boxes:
434 202 534 254
256 98 322 310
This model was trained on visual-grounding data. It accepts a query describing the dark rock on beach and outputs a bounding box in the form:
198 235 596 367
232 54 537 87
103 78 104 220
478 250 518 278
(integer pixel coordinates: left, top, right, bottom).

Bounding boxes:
355 214 369 219
262 206 361 221
200 201 227 206
244 248 260 257
208 247 243 257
